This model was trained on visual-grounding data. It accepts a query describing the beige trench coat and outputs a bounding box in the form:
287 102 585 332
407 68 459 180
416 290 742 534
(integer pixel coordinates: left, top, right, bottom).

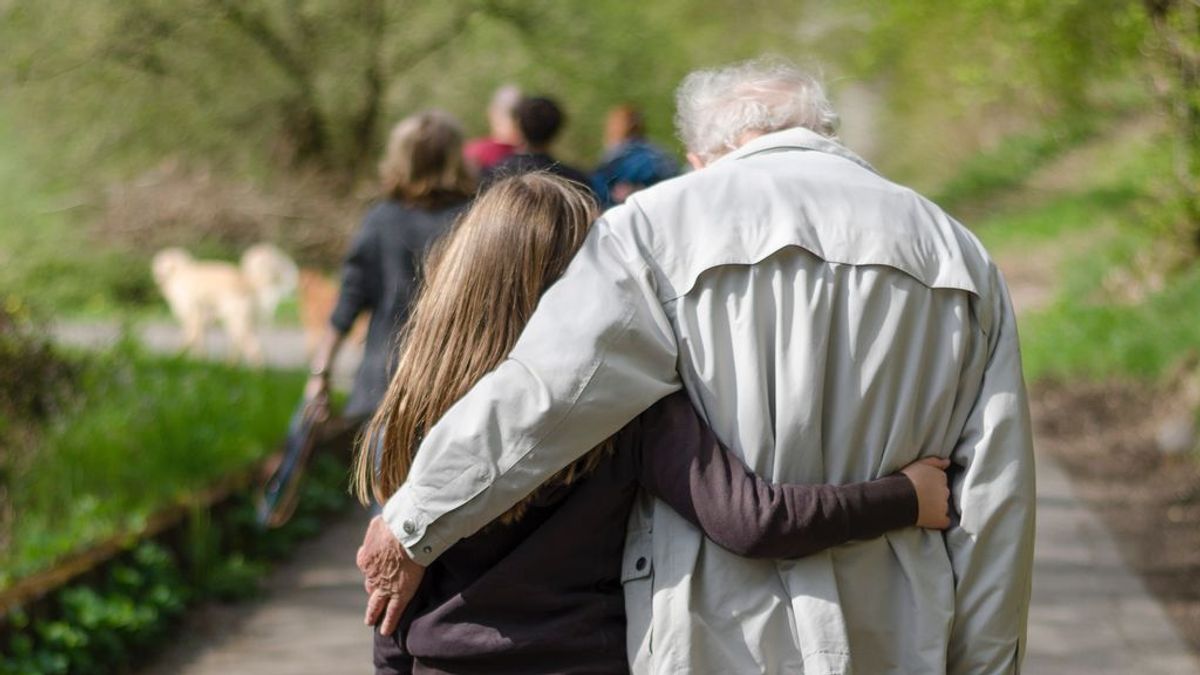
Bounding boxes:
383 127 1036 674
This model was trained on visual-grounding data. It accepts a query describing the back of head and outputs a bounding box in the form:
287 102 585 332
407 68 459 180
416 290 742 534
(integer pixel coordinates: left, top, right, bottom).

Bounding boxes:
356 173 597 504
488 84 523 142
515 97 566 149
379 110 475 209
675 56 838 163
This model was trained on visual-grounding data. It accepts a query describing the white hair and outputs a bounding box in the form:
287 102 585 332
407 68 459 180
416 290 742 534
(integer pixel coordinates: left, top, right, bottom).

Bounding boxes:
674 57 838 161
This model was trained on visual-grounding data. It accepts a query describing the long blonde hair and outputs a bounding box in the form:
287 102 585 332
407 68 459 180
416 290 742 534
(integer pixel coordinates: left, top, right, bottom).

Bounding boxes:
378 110 475 209
354 174 607 523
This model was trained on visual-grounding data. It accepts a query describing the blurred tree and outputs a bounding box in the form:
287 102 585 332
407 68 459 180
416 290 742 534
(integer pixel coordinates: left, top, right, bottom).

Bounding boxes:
851 0 1198 245
1143 0 1200 236
0 0 803 186
2 1 513 177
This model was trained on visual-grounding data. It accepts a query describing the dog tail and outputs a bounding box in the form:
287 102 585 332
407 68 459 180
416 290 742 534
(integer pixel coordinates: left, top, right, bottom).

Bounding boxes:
241 243 300 319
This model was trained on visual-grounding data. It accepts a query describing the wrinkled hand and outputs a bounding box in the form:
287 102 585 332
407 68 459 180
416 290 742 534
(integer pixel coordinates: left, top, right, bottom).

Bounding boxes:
357 516 426 636
900 457 953 529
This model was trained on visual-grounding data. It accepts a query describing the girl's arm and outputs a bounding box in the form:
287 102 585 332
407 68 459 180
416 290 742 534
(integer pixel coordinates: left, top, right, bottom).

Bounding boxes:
630 392 940 559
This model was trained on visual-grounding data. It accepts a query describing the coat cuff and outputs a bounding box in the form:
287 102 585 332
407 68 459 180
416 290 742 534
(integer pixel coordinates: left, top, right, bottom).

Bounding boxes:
382 487 453 566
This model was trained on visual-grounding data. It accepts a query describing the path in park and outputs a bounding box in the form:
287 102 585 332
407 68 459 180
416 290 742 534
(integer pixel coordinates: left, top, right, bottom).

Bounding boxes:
54 319 1199 673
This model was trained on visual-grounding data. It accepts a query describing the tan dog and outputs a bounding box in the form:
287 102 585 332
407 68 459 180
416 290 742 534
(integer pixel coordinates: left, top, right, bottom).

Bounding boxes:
152 244 298 365
297 268 368 356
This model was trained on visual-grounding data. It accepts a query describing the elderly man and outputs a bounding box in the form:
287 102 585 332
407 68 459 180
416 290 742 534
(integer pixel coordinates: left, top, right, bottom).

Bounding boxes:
359 58 1035 674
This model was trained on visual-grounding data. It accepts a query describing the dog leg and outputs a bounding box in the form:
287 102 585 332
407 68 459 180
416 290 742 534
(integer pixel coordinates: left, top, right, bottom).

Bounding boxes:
220 296 264 368
181 310 206 358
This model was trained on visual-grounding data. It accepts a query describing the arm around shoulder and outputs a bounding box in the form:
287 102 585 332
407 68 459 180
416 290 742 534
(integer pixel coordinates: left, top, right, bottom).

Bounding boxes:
383 212 682 564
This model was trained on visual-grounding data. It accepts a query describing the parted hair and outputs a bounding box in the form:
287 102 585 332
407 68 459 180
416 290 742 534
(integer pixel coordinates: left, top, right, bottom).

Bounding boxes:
378 110 475 209
354 173 610 523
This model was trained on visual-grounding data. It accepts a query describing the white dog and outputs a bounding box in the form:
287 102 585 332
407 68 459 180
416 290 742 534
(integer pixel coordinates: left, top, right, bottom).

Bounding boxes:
152 243 299 366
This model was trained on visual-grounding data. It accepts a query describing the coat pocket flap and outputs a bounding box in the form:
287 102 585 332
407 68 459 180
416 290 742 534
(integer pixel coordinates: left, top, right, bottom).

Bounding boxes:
621 528 653 583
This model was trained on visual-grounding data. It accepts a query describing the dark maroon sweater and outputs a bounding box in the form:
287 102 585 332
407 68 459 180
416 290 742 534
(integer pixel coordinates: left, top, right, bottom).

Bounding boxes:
374 392 918 674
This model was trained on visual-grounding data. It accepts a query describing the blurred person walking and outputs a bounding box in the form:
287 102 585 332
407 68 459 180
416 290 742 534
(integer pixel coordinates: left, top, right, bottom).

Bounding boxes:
358 58 1035 674
591 104 679 208
479 96 591 193
463 84 522 173
305 110 473 427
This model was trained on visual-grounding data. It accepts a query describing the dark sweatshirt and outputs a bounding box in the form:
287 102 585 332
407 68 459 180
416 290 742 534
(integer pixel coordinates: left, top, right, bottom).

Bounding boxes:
374 391 918 674
478 152 593 195
330 199 467 418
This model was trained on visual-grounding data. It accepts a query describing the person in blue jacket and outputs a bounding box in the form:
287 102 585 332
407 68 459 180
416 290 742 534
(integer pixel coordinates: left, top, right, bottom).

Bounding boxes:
591 104 679 208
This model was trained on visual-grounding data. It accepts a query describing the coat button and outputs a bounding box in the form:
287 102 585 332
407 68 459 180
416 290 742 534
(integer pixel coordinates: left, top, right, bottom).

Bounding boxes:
402 520 417 535
635 557 647 571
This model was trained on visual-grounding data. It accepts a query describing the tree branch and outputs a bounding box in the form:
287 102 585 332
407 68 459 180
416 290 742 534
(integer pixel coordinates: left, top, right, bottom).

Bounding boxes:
348 0 387 166
206 0 311 91
388 3 480 74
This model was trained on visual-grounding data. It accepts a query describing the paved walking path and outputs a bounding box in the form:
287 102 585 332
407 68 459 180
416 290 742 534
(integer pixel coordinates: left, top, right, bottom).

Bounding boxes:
1026 454 1198 673
54 320 1198 673
140 511 375 675
52 320 363 389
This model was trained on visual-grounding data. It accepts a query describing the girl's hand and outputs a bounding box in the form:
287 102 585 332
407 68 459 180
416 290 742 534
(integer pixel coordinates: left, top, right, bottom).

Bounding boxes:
899 457 952 529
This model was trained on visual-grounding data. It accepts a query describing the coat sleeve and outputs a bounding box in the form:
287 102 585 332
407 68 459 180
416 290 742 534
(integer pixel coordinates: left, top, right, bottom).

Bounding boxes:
946 267 1037 674
329 211 379 333
632 392 917 559
382 207 682 564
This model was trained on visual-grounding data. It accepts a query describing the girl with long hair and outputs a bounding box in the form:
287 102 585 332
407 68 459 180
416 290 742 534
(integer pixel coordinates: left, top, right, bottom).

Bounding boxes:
358 173 951 674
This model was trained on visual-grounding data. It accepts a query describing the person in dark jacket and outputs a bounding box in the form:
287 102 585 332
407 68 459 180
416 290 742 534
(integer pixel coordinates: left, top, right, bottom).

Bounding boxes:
305 110 474 422
355 174 953 674
479 96 592 193
591 104 680 208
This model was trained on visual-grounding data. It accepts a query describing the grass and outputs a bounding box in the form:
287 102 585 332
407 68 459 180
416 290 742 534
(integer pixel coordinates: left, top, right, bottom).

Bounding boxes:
0 114 161 319
934 117 1101 215
0 114 309 323
2 341 305 586
968 123 1191 383
1020 263 1200 381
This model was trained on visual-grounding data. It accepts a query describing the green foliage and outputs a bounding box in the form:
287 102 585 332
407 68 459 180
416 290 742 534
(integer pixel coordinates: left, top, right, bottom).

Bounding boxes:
850 0 1147 119
934 117 1100 215
970 123 1193 383
849 0 1196 242
0 113 159 317
1020 259 1200 382
0 454 352 675
1 341 304 585
0 302 76 426
0 542 187 675
0 1 813 317
0 0 805 179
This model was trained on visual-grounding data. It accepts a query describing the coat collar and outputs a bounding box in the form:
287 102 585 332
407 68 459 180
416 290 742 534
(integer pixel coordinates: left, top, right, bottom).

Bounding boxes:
716 127 878 175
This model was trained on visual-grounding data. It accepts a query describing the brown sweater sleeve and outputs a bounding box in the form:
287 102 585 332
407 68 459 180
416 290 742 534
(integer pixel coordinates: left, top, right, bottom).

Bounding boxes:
629 391 918 559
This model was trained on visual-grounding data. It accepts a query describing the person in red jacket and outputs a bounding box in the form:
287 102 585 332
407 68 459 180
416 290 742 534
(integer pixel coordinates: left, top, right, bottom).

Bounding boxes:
463 84 522 173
